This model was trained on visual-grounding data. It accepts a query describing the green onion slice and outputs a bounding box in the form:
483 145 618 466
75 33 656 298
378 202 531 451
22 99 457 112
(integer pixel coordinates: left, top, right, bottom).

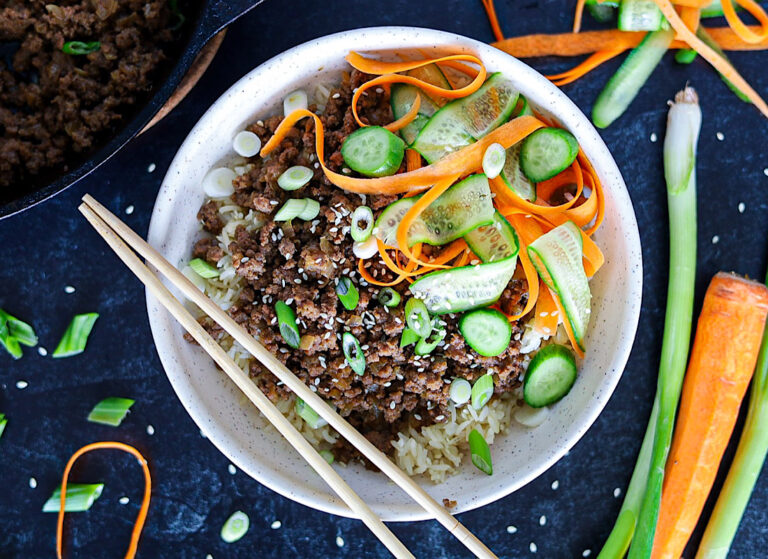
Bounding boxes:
275 301 300 349
320 449 334 464
189 258 219 279
169 0 185 30
0 309 38 347
221 510 250 543
42 483 104 512
377 287 401 308
342 332 366 375
405 298 432 338
274 199 308 221
335 277 360 311
414 320 446 355
471 373 494 410
87 397 135 427
52 313 99 358
482 142 506 180
277 165 313 190
350 206 374 242
298 198 320 221
449 378 472 405
0 413 7 440
295 397 328 429
468 429 493 475
62 41 101 55
399 327 420 348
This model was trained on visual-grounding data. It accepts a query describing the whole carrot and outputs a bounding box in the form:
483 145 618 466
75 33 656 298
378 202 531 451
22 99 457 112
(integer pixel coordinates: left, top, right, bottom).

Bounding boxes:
651 273 768 559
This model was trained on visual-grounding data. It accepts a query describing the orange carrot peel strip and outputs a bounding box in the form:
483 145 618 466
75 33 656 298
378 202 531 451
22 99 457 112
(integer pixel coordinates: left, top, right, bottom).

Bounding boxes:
574 0 587 33
57 441 151 559
547 48 627 86
482 0 506 42
534 286 560 336
384 94 421 132
721 0 768 43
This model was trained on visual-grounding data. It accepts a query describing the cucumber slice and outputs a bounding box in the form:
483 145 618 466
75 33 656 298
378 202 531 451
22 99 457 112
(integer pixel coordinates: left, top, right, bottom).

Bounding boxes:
407 64 451 94
374 174 494 248
409 255 518 315
411 73 519 163
459 308 512 357
390 84 441 145
341 126 405 177
500 143 536 201
515 96 535 117
592 29 675 128
587 2 617 22
618 0 664 31
520 128 579 183
524 344 577 407
464 212 519 264
527 222 591 351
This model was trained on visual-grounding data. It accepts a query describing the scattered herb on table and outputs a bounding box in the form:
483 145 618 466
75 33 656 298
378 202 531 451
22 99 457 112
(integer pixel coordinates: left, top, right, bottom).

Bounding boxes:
87 397 135 427
62 41 101 55
52 313 99 358
0 308 37 359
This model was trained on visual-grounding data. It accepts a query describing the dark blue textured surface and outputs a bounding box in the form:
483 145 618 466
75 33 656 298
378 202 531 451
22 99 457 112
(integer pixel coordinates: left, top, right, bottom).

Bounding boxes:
2 1 768 557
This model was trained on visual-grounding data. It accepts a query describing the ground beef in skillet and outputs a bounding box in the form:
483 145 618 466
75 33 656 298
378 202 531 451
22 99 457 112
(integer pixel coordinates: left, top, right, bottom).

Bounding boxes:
190 69 528 465
0 0 179 190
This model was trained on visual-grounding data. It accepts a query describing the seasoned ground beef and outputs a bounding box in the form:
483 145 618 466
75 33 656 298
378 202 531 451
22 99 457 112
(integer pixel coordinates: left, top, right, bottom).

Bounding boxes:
0 0 180 191
191 69 528 465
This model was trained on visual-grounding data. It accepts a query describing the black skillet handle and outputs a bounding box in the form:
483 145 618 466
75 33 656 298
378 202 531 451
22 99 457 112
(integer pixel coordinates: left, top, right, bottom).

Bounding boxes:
196 0 266 42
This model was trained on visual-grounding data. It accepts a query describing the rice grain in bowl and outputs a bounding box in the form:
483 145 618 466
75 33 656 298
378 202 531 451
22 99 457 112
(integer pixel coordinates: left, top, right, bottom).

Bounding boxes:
147 27 642 520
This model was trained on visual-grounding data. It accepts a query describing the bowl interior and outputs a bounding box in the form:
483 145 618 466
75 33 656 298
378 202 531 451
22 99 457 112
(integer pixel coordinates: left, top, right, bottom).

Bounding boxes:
146 26 642 521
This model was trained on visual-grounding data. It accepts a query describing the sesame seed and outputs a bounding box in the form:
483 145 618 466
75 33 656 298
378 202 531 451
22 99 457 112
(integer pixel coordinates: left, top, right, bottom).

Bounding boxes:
125 205 135 215
119 496 130 505
271 520 282 529
206 555 213 559
29 477 37 489
583 550 592 557
64 285 76 294
551 480 559 490
228 464 237 475
738 202 746 213
764 168 768 177
16 380 28 389
38 347 47 356
530 542 538 553
506 525 517 534
336 536 345 548
716 131 725 141
269 200 279 206
539 515 546 526
712 235 720 244
147 163 156 173
613 487 622 498
650 133 658 143
332 93 341 99
146 424 155 436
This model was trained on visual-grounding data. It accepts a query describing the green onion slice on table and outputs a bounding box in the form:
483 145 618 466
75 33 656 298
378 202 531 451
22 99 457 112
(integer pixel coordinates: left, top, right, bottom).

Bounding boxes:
221 510 250 543
377 287 401 308
87 397 135 427
468 429 493 475
275 301 300 349
62 41 101 55
342 332 366 375
0 309 37 347
0 413 7 440
42 483 104 512
471 373 494 410
52 313 99 358
335 277 360 311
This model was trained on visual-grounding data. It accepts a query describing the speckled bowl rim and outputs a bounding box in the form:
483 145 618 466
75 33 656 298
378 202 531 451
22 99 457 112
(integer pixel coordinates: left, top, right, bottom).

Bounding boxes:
147 26 643 522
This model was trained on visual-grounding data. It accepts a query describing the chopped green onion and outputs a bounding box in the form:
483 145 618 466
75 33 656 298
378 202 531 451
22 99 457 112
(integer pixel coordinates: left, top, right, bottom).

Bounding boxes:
188 258 219 279
342 332 366 375
377 287 401 308
295 397 327 428
277 165 313 190
674 48 697 64
62 41 101 55
52 313 99 358
274 198 308 221
87 397 135 427
0 413 7 440
221 510 250 543
275 301 300 349
335 277 359 311
298 198 320 220
350 206 374 242
320 449 335 464
0 309 37 347
482 143 506 180
449 378 472 405
0 317 22 360
414 321 446 355
169 0 185 30
471 373 494 410
468 429 493 475
399 327 420 348
42 483 104 512
405 298 432 338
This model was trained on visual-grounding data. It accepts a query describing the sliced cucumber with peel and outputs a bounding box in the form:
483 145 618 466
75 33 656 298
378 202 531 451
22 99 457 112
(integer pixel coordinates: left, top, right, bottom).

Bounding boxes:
459 308 512 357
618 0 665 31
391 84 442 145
464 211 519 263
528 221 591 351
411 73 519 163
409 255 518 315
592 29 675 128
520 128 579 183
524 344 577 408
341 126 405 177
501 143 536 201
374 174 494 248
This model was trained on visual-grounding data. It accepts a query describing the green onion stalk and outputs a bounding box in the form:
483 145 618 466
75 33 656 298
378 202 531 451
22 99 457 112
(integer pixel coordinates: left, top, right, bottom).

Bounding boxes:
597 86 701 559
695 267 768 559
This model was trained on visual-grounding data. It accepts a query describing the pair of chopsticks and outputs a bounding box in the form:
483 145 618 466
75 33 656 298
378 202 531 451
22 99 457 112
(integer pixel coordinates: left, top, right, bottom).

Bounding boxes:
79 194 497 559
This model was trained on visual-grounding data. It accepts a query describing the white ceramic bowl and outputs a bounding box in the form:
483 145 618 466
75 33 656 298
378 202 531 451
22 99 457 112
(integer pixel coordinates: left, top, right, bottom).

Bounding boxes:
146 26 642 521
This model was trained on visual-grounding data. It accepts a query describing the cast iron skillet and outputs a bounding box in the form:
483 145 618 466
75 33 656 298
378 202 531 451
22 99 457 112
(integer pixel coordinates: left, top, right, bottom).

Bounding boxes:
0 0 263 220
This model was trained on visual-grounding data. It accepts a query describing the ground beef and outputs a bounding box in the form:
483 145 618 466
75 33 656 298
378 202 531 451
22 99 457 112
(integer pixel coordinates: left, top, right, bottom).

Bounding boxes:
0 0 181 192
191 69 527 465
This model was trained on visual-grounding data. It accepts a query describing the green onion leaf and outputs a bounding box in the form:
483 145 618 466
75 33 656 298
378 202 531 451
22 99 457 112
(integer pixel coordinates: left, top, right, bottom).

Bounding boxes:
335 277 359 311
449 378 472 405
42 483 104 512
275 301 300 349
0 309 38 347
295 397 327 429
342 332 366 375
350 206 374 242
87 397 135 427
169 0 186 30
62 41 101 55
320 449 334 464
674 48 697 64
52 313 99 358
221 510 250 543
0 317 23 360
399 327 420 348
274 198 308 221
471 373 494 410
189 258 219 279
468 429 493 475
377 287 401 308
277 165 313 190
297 198 320 221
414 319 446 355
0 413 7 440
405 298 432 338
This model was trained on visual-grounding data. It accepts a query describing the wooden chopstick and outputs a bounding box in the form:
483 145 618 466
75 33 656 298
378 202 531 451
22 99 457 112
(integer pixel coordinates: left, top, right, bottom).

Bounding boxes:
78 203 414 559
81 194 498 559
